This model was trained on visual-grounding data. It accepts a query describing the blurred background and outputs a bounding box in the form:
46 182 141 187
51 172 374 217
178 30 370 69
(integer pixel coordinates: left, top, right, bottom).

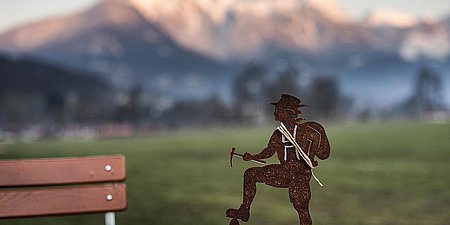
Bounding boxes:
0 0 449 225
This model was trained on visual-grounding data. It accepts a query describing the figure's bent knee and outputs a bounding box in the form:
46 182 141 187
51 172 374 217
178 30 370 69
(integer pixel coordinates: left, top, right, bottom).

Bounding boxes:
244 167 258 178
244 167 263 181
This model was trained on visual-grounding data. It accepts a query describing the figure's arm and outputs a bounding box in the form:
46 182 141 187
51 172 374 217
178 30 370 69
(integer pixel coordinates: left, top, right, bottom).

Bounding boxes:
305 121 331 160
243 131 280 161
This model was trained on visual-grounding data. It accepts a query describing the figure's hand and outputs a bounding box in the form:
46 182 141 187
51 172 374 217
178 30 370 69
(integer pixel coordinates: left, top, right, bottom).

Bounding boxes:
243 152 253 161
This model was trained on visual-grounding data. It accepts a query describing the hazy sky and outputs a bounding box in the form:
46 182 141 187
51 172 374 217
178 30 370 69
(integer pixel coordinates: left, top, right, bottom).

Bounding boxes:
0 0 99 34
0 0 449 34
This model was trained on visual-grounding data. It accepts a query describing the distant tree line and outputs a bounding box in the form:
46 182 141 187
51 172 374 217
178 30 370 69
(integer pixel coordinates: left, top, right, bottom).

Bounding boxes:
155 63 447 127
397 66 446 118
0 56 447 138
136 61 349 129
230 62 348 125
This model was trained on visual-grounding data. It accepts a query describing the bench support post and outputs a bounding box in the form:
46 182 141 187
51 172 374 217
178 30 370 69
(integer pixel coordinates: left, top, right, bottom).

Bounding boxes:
105 212 116 225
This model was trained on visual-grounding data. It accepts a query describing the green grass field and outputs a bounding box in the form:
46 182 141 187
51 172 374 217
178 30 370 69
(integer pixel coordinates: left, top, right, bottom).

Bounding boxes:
1 122 449 225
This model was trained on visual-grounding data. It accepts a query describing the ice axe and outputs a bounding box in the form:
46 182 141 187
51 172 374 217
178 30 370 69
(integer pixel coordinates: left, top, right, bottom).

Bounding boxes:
230 148 266 167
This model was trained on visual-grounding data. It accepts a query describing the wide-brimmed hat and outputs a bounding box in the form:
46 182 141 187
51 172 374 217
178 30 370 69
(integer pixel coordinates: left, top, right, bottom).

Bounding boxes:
271 94 308 112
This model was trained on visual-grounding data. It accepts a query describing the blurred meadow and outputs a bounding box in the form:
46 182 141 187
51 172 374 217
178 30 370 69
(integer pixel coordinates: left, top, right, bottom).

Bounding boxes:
1 122 449 225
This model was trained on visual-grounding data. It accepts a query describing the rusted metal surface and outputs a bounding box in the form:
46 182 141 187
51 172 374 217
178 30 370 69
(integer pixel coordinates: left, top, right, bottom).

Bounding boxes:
226 94 331 225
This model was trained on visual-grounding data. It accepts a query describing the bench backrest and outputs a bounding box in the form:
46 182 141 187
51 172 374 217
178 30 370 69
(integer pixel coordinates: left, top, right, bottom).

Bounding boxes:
0 155 127 220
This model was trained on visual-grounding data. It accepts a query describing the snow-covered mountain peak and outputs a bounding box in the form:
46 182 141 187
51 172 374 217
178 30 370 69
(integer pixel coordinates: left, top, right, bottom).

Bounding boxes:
129 0 352 24
303 0 352 23
366 8 417 28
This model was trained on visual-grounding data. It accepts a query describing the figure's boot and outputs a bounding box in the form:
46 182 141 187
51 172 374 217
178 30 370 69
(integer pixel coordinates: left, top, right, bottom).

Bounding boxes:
226 204 250 222
229 218 240 225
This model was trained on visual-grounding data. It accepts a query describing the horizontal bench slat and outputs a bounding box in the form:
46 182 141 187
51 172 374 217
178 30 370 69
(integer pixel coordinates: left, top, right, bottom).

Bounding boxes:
0 155 126 187
0 183 127 218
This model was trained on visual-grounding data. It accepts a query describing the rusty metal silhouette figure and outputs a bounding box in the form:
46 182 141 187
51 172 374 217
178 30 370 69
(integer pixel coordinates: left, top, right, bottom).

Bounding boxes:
226 94 331 225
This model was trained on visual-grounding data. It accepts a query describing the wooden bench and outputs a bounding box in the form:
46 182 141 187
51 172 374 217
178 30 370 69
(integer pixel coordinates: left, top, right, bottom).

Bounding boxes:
0 155 127 225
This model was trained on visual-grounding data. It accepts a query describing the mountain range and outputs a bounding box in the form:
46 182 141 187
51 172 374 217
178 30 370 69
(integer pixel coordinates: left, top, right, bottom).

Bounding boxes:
0 0 449 106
